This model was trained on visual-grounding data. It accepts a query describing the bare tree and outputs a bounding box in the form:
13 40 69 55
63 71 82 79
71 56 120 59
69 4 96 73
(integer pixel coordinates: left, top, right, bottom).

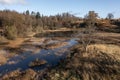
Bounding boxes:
79 11 98 52
107 13 114 19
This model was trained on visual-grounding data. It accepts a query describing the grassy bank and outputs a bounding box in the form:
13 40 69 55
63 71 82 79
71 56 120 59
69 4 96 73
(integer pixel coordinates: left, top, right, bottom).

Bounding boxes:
44 44 120 80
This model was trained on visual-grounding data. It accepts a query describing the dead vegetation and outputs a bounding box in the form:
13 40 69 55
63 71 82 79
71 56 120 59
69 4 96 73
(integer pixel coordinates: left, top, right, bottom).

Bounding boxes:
45 42 68 49
0 54 7 66
29 59 47 68
1 69 37 80
1 43 120 80
43 44 120 80
0 31 120 80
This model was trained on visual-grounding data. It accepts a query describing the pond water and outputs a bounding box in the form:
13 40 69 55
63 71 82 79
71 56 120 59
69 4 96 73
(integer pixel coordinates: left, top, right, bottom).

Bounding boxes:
0 38 78 76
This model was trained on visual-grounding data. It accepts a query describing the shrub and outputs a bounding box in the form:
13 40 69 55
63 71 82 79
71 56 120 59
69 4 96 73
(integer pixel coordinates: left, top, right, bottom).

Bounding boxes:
5 26 17 40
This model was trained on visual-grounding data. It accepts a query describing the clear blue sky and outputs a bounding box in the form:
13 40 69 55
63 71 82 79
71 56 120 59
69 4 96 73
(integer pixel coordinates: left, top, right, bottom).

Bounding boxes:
0 0 120 18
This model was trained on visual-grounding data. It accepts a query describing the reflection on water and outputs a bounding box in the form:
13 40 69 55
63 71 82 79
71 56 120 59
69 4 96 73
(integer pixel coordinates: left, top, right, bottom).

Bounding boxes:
0 39 78 76
34 30 76 38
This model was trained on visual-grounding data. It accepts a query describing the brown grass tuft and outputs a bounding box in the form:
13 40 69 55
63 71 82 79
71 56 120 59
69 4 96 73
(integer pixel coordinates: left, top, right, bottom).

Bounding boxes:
44 44 120 80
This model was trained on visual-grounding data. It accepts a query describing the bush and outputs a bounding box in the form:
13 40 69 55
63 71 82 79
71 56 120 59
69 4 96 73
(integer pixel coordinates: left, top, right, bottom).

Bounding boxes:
5 26 17 40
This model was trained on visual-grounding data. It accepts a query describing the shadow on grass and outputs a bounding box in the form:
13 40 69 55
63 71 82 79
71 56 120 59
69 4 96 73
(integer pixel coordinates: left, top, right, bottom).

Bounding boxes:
44 46 120 80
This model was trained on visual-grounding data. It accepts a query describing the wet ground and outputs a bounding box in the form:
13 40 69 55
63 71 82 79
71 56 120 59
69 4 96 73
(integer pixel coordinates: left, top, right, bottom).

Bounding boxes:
0 38 78 76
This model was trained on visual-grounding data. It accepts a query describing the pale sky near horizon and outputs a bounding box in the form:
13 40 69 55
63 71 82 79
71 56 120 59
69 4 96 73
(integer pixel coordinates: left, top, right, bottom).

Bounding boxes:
0 0 119 18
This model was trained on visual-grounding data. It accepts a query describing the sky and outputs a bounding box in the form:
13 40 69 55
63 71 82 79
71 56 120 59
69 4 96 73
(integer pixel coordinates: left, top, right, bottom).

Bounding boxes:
0 0 120 18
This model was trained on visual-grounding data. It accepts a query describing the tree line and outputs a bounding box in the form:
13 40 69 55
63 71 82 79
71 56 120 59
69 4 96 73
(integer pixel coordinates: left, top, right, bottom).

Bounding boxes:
0 9 119 40
0 10 80 39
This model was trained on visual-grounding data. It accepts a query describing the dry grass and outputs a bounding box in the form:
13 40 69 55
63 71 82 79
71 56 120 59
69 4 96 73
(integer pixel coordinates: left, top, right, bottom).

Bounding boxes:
96 32 120 37
44 44 120 80
7 38 29 48
0 53 7 65
46 42 68 49
45 28 72 32
2 69 37 80
87 44 120 61
95 32 120 45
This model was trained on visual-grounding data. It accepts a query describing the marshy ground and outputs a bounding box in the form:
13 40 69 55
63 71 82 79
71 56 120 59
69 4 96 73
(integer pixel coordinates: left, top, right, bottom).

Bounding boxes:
0 29 120 80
